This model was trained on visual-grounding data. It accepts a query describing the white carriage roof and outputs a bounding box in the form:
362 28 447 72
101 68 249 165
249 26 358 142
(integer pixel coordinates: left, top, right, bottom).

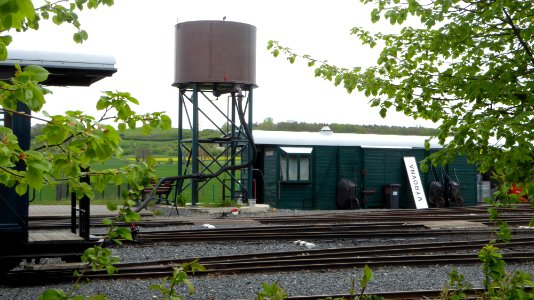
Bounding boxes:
253 130 442 149
0 49 117 86
1 49 116 70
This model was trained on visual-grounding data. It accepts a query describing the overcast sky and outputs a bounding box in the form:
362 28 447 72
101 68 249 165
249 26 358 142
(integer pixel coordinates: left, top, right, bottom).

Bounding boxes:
10 0 436 129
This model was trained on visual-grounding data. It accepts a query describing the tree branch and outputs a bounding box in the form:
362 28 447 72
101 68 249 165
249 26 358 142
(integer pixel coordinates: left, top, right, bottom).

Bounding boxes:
0 108 51 124
33 132 83 151
35 0 70 11
502 7 534 67
98 107 112 122
0 166 24 178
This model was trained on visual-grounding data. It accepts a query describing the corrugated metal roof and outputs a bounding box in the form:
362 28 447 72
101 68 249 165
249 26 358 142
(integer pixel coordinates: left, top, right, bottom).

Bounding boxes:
253 130 442 149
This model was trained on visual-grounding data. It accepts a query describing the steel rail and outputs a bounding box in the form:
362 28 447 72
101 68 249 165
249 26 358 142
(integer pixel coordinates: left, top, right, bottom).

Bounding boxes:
253 214 533 224
28 218 194 229
27 205 534 230
131 226 534 242
287 286 534 299
27 216 534 232
285 288 487 300
140 222 428 234
250 205 534 223
105 236 534 268
4 238 534 285
5 252 534 285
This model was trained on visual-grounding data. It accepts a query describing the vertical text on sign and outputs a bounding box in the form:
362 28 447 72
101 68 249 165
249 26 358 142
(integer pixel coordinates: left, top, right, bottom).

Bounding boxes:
403 157 428 209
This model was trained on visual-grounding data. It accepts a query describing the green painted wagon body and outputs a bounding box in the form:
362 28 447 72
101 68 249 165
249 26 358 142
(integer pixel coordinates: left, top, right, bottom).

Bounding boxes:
250 130 477 210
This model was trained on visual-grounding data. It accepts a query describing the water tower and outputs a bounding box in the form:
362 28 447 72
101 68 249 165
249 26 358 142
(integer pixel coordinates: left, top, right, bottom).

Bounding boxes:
173 20 257 206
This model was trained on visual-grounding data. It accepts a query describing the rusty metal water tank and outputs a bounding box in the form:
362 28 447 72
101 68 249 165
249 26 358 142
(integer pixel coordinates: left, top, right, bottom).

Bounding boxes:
173 20 256 90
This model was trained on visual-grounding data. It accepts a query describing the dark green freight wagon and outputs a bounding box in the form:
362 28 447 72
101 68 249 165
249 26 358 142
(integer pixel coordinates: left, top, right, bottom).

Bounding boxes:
250 128 478 210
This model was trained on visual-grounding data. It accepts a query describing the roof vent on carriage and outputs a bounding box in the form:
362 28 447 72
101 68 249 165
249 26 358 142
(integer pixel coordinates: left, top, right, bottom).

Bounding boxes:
320 125 333 136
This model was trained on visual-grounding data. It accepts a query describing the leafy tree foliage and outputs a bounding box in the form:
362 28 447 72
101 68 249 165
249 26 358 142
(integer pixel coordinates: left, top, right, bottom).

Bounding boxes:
0 2 175 299
0 0 114 59
0 2 171 299
268 0 533 199
0 0 171 199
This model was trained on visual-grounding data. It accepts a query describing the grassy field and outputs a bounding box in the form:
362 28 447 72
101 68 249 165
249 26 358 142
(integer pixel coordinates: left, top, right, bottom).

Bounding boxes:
31 157 243 207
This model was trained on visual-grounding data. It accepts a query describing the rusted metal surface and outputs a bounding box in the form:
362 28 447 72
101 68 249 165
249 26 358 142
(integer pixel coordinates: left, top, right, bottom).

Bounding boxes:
174 20 257 89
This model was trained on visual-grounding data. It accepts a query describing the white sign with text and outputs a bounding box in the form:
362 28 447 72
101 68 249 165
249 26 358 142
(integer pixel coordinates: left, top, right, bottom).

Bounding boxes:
403 157 428 209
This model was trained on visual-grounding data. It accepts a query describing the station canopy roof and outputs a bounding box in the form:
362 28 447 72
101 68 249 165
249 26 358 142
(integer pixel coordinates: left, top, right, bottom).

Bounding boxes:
0 49 116 86
253 130 443 149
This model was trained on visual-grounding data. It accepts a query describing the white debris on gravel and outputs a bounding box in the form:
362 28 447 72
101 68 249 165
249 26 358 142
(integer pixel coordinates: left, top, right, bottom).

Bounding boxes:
1 207 534 300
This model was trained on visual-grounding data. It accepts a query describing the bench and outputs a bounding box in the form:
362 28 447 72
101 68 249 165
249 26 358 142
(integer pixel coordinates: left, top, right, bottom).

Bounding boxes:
142 179 175 205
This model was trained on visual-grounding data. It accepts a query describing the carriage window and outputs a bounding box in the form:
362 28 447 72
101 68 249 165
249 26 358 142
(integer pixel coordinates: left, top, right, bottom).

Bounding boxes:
280 147 312 182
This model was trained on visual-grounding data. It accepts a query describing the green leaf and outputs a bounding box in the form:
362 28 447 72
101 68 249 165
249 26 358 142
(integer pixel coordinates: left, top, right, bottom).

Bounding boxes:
113 174 123 186
288 55 296 64
360 264 373 289
26 166 44 190
38 288 67 300
183 278 196 294
115 227 133 241
497 221 512 243
2 14 12 29
370 8 381 23
101 218 113 225
73 33 81 43
106 202 117 211
105 264 116 275
0 39 8 60
24 65 49 82
160 114 172 129
127 119 136 129
379 107 387 118
15 182 28 195
141 124 152 135
79 30 88 40
122 210 141 222
18 0 36 21
96 97 110 110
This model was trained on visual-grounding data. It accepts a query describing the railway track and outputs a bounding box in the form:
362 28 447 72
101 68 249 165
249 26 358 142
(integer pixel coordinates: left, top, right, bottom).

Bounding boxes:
286 287 516 300
28 217 194 229
252 208 534 226
13 206 533 298
127 223 534 243
27 205 534 230
255 215 533 226
4 237 534 285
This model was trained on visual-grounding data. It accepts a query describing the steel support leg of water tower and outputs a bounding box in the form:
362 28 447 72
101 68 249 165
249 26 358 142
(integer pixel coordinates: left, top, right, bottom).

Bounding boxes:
191 84 199 206
246 89 254 201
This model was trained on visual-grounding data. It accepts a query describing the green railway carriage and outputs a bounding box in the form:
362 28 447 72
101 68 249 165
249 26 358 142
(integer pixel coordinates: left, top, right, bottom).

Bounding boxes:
250 128 478 210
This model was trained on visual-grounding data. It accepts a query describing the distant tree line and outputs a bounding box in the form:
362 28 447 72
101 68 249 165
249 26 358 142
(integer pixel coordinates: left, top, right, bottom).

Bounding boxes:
253 117 438 136
29 121 437 159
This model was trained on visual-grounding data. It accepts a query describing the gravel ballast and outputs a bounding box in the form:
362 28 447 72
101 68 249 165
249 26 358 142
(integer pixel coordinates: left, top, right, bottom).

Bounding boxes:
2 264 534 299
1 207 533 300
